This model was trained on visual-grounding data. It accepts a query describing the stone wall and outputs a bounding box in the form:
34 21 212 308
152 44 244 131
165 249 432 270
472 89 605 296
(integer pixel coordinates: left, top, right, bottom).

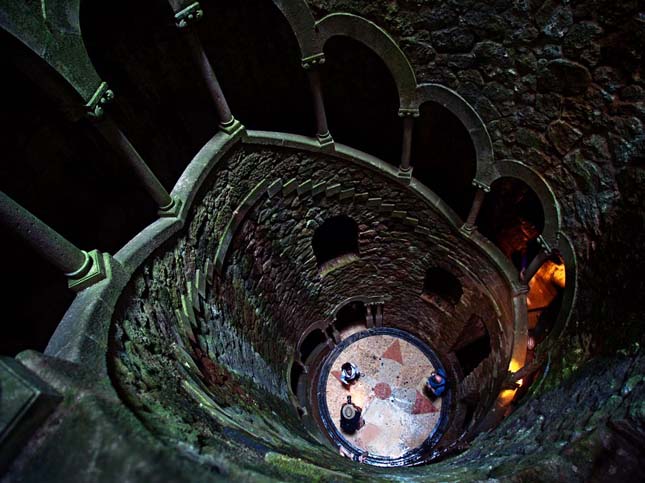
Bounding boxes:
307 0 645 366
111 144 515 472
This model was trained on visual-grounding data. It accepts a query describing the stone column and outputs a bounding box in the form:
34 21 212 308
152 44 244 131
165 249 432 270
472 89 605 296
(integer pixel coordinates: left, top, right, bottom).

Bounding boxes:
94 117 180 217
0 191 106 291
174 2 241 134
85 81 180 217
397 109 419 180
461 180 491 234
302 53 334 147
522 236 553 283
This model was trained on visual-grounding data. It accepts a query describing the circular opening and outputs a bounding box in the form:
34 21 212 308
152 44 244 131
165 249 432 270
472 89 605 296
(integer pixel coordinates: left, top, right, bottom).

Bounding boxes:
316 328 450 467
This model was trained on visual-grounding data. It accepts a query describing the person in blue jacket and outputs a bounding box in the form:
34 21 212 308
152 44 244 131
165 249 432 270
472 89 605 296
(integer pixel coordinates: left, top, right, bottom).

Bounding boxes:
426 368 447 398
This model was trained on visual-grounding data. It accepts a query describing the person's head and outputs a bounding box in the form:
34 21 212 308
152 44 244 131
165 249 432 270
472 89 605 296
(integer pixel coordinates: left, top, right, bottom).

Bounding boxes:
527 335 536 350
342 403 356 420
431 372 443 383
342 362 354 375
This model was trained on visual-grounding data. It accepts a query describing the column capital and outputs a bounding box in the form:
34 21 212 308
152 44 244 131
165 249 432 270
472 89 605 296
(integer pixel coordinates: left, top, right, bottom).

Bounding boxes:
301 53 326 70
175 2 204 29
67 249 108 292
85 82 114 120
398 108 420 118
472 178 491 192
536 235 553 254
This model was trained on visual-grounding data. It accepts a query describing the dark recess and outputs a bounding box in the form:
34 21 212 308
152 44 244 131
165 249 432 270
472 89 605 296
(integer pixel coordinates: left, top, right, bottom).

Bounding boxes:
423 267 463 305
0 31 157 356
312 215 360 267
321 36 402 165
411 101 477 219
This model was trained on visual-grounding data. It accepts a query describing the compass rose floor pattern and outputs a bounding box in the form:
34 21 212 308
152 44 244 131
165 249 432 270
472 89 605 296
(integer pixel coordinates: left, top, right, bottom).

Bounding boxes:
322 331 443 460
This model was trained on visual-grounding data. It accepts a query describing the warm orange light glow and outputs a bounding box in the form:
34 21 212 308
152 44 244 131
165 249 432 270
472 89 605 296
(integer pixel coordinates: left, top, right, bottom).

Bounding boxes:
499 359 524 405
527 260 566 329
508 358 523 373
499 388 518 405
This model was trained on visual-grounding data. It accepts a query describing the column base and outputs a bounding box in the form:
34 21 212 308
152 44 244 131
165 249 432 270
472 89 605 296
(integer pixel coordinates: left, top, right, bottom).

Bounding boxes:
460 223 477 236
158 197 182 218
67 250 107 292
317 131 334 150
396 167 413 183
219 117 244 136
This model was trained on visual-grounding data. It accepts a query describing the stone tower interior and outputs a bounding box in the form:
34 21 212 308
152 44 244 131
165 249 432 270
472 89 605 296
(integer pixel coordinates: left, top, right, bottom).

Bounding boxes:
0 0 644 481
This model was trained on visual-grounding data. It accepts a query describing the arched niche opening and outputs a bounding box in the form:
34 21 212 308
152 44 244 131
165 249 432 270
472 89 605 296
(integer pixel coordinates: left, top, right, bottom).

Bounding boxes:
411 101 477 219
477 177 545 273
421 266 463 310
312 215 359 276
80 0 217 187
527 254 566 348
321 36 402 166
196 0 314 135
290 359 305 399
0 29 157 355
298 329 328 365
333 301 368 340
452 315 491 377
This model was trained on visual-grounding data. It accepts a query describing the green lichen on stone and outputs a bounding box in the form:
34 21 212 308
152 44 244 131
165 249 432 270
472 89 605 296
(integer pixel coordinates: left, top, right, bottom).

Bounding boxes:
264 452 351 482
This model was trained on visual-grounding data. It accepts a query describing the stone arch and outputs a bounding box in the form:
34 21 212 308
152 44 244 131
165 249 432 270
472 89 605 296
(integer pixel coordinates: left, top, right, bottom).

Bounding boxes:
423 266 464 306
311 214 360 275
0 27 87 120
296 324 330 365
316 13 417 111
271 0 322 60
330 295 384 319
546 232 577 341
414 83 495 185
0 1 103 107
483 160 561 250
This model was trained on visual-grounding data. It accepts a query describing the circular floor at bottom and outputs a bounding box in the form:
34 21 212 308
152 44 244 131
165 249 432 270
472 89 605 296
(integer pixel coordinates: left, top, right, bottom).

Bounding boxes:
318 328 448 465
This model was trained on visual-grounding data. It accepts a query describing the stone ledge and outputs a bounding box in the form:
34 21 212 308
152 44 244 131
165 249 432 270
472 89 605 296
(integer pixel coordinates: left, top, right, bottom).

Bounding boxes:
0 357 62 474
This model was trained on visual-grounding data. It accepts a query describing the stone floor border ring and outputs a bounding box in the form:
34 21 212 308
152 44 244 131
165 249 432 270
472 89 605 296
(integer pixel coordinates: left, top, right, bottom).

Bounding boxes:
316 327 451 467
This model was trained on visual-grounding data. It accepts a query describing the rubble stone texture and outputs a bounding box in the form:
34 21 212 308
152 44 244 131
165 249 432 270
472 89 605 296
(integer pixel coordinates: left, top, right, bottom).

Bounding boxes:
1 0 644 482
